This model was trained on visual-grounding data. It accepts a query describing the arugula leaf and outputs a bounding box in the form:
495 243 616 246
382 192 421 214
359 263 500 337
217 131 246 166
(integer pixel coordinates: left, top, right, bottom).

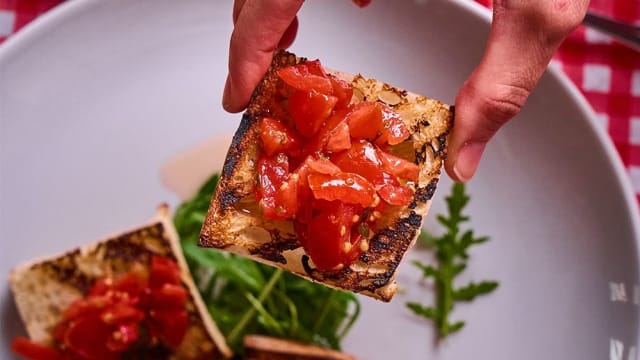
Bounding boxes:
406 182 498 339
174 173 360 354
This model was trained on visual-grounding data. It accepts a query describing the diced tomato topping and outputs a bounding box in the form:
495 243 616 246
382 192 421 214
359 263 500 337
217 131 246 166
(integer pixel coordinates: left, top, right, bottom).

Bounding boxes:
148 308 189 348
347 102 383 140
64 314 118 360
304 59 327 77
13 256 190 359
304 202 362 270
278 65 333 95
260 117 302 157
303 108 351 155
256 58 420 270
257 154 291 219
325 120 351 152
301 156 342 176
150 283 188 309
377 180 414 206
11 337 63 360
149 255 182 288
106 323 139 352
331 140 385 184
378 149 420 182
288 90 338 137
377 104 411 145
330 77 354 108
308 172 376 207
101 303 145 324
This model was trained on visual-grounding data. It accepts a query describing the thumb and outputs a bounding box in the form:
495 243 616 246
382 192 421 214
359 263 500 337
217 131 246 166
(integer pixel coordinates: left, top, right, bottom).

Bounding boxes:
445 0 588 182
223 0 304 113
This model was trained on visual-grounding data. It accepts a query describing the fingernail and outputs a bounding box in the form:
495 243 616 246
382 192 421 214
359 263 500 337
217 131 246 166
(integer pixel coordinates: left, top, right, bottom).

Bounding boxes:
453 141 486 182
222 75 232 111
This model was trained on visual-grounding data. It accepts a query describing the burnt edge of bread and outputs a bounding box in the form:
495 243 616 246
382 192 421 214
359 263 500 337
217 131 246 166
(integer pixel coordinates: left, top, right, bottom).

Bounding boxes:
200 50 452 302
243 334 357 360
10 210 232 359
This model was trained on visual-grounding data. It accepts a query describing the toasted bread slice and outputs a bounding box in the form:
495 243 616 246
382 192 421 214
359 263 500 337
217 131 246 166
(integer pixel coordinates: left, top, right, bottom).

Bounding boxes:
9 205 232 359
243 335 357 360
200 51 452 302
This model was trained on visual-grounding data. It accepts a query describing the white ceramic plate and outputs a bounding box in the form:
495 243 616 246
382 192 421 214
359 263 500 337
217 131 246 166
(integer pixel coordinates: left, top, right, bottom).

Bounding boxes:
2 1 640 359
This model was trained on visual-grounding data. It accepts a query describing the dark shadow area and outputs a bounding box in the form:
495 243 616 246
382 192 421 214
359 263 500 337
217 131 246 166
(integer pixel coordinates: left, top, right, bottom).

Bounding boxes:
2 286 24 359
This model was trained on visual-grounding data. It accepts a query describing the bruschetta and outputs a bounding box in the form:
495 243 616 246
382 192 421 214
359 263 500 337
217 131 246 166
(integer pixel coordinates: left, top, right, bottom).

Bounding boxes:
199 50 452 302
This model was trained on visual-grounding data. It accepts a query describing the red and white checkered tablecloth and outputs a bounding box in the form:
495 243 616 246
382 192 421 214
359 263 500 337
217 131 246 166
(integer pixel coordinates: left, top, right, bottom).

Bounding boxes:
2 0 640 205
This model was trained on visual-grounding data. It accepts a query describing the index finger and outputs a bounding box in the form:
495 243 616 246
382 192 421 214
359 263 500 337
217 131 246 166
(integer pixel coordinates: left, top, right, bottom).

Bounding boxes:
223 0 304 113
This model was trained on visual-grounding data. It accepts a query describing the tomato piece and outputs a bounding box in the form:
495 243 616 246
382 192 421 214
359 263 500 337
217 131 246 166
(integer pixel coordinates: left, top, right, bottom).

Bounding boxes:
260 117 302 157
151 283 188 309
331 140 385 184
106 323 139 352
330 77 354 108
290 156 342 223
301 156 342 176
376 104 410 145
64 314 118 360
278 65 333 95
288 90 338 137
325 120 351 152
273 175 298 219
101 303 144 324
303 108 351 155
88 277 112 296
148 309 189 348
113 271 147 298
308 172 375 207
62 295 111 320
347 102 383 140
304 60 327 77
257 154 290 219
377 181 414 206
149 255 182 289
291 161 314 224
257 154 297 220
305 202 363 270
305 209 350 270
11 337 63 360
378 149 419 182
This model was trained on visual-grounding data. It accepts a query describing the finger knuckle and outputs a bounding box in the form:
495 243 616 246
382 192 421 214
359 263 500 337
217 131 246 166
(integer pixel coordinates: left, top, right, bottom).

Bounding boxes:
478 84 529 130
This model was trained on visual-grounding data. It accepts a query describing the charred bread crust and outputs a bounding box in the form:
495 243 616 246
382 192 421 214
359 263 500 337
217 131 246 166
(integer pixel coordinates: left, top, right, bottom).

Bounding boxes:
10 206 232 359
200 50 452 302
243 335 358 360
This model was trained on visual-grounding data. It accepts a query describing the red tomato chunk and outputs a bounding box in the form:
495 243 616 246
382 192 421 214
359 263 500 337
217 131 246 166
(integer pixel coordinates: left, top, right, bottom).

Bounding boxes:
12 256 190 360
257 59 416 270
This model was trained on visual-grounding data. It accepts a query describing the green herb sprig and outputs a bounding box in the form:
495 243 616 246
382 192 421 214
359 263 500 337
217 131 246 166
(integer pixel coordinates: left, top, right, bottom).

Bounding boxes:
406 183 498 338
174 174 360 354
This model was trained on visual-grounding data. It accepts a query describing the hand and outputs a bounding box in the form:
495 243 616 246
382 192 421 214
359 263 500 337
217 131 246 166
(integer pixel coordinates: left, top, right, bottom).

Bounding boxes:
222 0 304 113
222 0 590 182
446 0 590 181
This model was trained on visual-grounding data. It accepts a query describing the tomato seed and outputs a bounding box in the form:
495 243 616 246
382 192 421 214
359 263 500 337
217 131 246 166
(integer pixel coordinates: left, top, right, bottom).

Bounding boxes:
371 194 380 207
360 240 369 252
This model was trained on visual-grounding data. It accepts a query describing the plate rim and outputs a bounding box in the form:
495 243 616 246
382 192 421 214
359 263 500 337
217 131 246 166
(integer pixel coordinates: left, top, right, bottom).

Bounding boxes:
2 0 636 242
1 0 639 306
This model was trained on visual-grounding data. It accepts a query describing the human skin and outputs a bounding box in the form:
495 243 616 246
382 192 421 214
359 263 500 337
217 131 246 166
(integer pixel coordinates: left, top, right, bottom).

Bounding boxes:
222 0 590 182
